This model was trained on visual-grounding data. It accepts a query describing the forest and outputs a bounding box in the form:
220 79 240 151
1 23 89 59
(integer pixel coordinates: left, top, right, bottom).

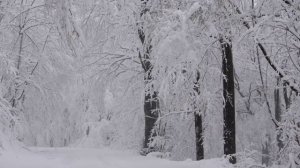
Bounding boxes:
0 0 300 168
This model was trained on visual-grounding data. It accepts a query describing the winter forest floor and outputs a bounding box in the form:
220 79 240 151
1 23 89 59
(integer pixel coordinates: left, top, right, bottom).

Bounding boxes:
0 147 232 168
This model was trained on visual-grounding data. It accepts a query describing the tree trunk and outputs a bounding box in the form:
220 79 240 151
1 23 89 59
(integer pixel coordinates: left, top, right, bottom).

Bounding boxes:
283 82 291 110
220 38 236 164
262 133 271 166
140 45 159 152
138 0 160 153
11 30 24 108
274 77 284 151
194 71 204 160
195 113 204 160
144 91 159 149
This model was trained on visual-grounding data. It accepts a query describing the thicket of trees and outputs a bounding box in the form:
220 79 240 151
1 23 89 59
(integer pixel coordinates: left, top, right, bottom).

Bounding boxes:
0 0 300 167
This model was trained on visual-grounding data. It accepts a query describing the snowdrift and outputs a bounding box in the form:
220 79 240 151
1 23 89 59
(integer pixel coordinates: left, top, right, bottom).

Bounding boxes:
0 147 233 168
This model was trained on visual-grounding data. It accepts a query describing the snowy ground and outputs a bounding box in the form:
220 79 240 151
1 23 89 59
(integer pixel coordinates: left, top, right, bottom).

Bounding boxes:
0 147 232 168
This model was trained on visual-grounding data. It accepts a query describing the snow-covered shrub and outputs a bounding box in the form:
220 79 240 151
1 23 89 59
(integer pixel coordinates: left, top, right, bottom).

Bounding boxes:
0 53 23 154
0 99 13 153
277 97 300 165
234 149 266 168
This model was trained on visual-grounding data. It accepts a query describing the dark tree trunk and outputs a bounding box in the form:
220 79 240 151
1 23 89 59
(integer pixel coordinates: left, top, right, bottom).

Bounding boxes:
274 78 284 151
220 38 236 164
138 0 160 152
195 114 204 160
283 82 291 110
143 91 159 148
194 71 204 160
140 43 159 152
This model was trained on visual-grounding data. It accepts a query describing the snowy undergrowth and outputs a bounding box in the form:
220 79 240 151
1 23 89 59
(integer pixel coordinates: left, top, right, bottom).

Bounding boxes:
0 98 21 155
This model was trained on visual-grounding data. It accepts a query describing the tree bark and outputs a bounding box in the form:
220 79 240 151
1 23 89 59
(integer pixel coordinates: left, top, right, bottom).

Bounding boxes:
220 38 236 164
274 77 284 151
194 71 204 160
283 82 291 110
195 113 204 160
143 91 159 149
